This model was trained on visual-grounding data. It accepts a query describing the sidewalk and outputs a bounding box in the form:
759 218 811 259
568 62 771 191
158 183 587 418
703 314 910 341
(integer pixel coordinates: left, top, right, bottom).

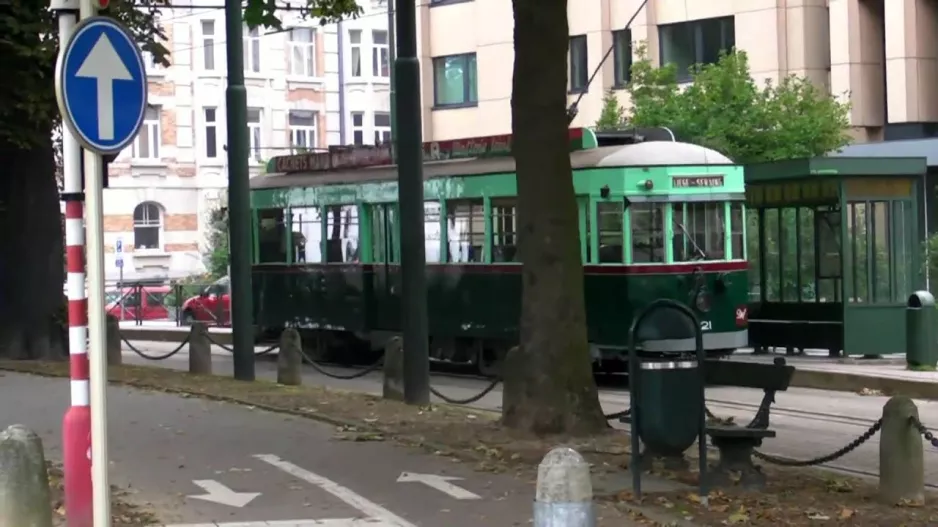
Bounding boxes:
0 371 656 526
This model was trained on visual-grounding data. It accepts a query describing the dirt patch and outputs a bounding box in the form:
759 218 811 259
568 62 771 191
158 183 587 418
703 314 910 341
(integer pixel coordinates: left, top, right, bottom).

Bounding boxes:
47 462 159 526
6 360 938 526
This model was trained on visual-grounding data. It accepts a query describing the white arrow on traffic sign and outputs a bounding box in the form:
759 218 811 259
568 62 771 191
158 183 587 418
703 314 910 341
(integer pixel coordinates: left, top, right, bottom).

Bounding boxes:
396 472 481 500
75 33 132 141
187 479 260 508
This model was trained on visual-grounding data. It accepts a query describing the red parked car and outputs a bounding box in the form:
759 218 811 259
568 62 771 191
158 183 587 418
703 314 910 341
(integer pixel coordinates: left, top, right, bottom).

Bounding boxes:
105 285 172 322
180 276 231 326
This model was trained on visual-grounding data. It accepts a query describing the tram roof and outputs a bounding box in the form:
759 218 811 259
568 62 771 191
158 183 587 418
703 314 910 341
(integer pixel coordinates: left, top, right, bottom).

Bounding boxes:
251 138 735 191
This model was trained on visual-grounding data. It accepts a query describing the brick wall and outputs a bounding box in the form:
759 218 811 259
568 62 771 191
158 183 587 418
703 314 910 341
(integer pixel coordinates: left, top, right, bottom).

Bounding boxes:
164 213 198 231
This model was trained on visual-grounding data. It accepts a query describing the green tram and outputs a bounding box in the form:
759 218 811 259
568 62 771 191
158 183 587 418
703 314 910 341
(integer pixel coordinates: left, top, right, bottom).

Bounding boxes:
249 128 750 374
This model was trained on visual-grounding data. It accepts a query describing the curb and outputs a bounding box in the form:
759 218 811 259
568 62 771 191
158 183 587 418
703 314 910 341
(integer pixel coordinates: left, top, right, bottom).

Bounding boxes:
790 368 938 400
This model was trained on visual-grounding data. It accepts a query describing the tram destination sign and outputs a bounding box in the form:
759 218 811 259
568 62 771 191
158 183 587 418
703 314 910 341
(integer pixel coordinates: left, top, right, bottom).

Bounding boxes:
672 175 724 188
269 128 588 174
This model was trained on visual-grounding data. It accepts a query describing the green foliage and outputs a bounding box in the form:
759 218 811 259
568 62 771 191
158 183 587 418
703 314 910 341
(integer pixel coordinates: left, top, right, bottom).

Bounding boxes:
594 89 625 131
243 0 362 29
623 43 852 163
923 233 938 294
204 201 229 279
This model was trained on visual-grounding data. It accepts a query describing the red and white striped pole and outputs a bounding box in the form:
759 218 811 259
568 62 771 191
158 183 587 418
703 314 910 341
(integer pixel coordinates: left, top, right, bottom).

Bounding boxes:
54 0 93 523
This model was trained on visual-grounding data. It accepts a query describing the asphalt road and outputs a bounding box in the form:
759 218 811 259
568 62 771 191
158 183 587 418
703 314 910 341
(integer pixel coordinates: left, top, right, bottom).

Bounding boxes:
0 371 539 526
119 340 938 487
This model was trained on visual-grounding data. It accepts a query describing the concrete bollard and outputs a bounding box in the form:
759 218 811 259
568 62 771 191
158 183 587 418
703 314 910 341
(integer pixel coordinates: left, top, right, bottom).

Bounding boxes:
879 395 924 504
278 328 302 386
106 313 122 366
534 447 594 527
0 425 53 527
382 336 405 401
188 322 212 375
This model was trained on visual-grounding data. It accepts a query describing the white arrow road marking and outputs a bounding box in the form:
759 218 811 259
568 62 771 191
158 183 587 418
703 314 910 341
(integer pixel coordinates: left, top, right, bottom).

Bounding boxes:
187 479 260 508
396 472 481 500
74 32 133 141
165 519 396 526
254 454 417 527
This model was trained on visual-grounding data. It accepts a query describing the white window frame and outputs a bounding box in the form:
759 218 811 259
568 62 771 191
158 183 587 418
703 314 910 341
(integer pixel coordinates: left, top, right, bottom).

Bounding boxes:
288 28 316 77
373 112 391 146
372 30 389 78
201 20 216 71
247 108 263 162
351 111 364 145
349 30 362 77
133 106 161 160
133 202 163 251
244 26 261 73
288 110 318 152
203 107 219 159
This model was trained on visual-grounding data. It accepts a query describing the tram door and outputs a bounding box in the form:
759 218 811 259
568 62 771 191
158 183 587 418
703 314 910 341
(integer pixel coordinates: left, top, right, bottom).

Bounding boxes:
370 203 400 329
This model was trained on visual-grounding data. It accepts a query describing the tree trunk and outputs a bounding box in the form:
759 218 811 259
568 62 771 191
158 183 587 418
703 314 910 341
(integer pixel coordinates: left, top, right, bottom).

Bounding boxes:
502 0 607 435
0 134 67 360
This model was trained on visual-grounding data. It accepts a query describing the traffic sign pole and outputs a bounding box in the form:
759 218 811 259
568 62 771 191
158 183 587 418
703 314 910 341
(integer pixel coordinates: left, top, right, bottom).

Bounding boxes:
51 0 93 524
56 8 147 526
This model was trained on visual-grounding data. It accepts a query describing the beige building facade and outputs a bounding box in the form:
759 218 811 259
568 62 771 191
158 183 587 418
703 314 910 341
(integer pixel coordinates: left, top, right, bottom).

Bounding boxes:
417 0 938 144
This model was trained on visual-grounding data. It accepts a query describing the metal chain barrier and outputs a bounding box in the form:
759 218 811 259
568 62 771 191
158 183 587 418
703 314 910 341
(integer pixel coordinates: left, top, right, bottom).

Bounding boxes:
120 333 190 360
753 419 882 467
429 377 501 405
605 408 630 420
203 332 234 353
909 416 938 448
297 347 385 380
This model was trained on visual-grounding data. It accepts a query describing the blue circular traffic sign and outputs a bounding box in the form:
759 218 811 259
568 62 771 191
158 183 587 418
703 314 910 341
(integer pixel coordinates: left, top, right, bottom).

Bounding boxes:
55 16 148 155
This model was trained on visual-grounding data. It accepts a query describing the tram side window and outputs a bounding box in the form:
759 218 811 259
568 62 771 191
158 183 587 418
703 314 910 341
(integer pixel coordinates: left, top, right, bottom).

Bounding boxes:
324 205 360 263
491 198 518 262
730 202 745 260
446 199 484 263
425 201 442 263
597 202 623 263
257 208 286 263
291 206 322 263
370 203 399 263
672 202 725 261
631 203 665 263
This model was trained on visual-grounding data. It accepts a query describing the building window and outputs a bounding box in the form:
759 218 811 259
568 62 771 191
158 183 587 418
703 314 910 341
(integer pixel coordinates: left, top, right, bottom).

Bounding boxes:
289 110 318 152
203 107 218 158
201 20 216 70
612 29 631 86
247 108 262 162
659 16 735 82
288 27 315 77
569 35 588 92
374 112 391 145
349 30 362 77
244 26 261 73
432 53 477 107
133 202 162 250
133 106 160 160
351 112 364 145
372 30 389 77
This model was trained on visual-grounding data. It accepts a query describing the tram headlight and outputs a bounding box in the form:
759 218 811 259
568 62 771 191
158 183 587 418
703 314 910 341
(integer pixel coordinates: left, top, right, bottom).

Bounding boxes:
695 289 712 313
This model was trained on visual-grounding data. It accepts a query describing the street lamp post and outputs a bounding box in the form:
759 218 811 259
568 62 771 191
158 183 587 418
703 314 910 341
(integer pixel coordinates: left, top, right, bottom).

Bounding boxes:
224 0 255 381
393 0 430 404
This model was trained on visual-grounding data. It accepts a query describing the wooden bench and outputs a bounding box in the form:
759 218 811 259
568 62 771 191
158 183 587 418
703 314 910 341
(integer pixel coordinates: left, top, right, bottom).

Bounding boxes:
703 357 794 489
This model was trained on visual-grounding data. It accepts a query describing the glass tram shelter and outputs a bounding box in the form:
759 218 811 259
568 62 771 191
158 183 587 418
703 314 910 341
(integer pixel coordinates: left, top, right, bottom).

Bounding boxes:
745 156 927 357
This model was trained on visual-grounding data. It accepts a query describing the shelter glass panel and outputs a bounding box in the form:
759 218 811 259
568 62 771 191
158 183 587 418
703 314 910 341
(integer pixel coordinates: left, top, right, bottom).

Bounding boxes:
893 201 912 299
763 208 780 301
747 208 760 300
797 207 816 301
291 206 322 263
847 202 870 303
491 198 518 263
630 203 665 263
780 208 798 301
370 203 398 263
870 201 891 303
446 199 484 263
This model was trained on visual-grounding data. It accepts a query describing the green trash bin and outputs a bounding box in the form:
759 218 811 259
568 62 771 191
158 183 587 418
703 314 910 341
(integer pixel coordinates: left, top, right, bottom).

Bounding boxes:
906 291 937 368
636 358 703 458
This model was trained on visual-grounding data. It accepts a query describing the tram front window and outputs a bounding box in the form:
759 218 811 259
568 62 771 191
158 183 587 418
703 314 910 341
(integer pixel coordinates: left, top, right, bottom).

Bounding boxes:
672 202 726 261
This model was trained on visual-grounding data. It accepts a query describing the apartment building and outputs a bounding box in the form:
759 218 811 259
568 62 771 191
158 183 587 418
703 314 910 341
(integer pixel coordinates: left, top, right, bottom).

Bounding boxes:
417 0 938 145
99 0 394 282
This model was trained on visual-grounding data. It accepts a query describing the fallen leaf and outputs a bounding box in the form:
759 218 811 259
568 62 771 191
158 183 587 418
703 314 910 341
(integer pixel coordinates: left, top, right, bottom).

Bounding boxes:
839 508 854 519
